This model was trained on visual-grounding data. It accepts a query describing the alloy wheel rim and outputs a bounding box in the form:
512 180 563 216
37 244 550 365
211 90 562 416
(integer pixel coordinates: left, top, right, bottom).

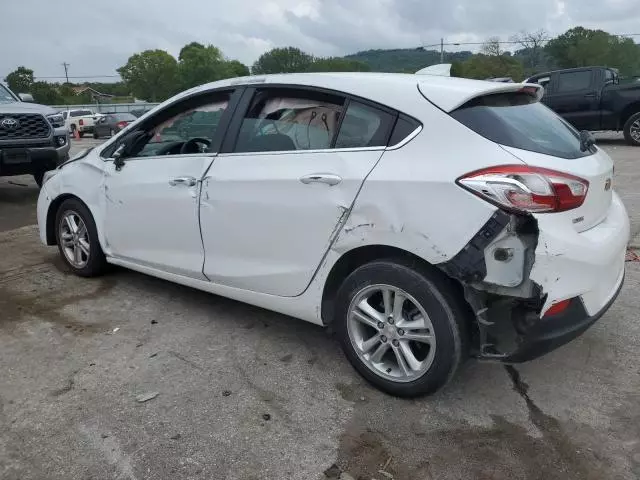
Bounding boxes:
631 120 640 142
59 211 90 268
347 284 437 383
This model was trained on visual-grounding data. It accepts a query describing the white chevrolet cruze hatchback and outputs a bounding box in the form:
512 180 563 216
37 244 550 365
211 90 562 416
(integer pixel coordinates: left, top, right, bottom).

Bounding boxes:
37 73 629 397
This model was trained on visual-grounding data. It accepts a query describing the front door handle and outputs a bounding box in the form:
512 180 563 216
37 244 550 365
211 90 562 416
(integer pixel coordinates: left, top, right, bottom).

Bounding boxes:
584 93 597 99
169 176 197 187
299 173 342 186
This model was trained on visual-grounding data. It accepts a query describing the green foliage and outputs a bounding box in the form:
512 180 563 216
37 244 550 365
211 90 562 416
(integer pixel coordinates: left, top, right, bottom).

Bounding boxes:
117 49 179 102
251 47 314 74
454 54 525 81
225 60 250 77
345 49 474 73
177 43 228 90
305 57 370 72
545 27 640 75
30 81 63 105
4 66 34 93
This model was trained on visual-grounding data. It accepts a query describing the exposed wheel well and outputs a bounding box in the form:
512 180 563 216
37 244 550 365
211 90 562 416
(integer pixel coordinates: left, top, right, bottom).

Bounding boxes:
45 194 85 245
320 244 471 326
620 102 640 128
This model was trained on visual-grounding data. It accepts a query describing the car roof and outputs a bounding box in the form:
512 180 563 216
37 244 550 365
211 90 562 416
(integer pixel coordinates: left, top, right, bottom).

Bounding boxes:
175 72 540 116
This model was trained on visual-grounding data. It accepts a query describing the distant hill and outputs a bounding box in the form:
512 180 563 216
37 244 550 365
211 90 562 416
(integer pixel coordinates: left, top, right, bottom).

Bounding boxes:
344 48 474 73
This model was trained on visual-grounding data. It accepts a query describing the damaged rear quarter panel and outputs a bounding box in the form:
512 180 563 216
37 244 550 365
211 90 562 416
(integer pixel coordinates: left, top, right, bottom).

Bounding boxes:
331 108 520 265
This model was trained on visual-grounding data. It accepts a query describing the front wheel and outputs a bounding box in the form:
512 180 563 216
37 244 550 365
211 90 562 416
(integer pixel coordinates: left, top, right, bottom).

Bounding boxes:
55 198 107 277
623 112 640 146
334 260 469 397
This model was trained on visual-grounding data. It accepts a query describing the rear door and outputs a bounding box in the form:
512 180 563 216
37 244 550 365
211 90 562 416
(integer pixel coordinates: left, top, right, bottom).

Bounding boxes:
544 69 601 130
200 86 396 296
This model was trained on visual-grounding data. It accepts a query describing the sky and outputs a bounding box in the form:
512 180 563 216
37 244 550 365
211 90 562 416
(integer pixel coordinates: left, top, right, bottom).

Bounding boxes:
2 0 640 82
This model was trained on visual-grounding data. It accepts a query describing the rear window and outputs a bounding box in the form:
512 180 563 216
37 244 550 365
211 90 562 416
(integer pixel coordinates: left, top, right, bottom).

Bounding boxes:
114 113 136 121
450 92 593 159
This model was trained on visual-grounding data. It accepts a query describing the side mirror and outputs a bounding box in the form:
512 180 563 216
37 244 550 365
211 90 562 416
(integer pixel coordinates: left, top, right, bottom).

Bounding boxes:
112 130 150 171
19 93 34 103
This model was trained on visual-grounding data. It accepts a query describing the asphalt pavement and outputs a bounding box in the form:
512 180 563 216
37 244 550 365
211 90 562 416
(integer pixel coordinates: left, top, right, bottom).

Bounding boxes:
0 135 639 480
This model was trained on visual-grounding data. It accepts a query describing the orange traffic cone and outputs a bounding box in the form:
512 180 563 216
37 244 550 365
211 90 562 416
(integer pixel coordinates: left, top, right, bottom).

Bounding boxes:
73 128 80 140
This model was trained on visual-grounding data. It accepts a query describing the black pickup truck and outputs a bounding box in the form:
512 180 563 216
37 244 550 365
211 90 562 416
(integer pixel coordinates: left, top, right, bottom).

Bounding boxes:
526 66 640 146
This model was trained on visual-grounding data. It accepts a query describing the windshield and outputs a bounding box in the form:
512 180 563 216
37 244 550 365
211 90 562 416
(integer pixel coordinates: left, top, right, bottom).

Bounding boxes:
450 92 593 159
0 84 18 104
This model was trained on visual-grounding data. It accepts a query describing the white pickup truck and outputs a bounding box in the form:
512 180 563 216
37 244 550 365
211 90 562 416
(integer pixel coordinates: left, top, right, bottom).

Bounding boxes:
60 109 101 137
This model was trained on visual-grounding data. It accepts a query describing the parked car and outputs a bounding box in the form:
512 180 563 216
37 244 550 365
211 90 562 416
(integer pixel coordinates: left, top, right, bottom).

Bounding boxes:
0 83 70 186
93 113 137 138
60 109 97 137
526 66 640 146
37 73 628 397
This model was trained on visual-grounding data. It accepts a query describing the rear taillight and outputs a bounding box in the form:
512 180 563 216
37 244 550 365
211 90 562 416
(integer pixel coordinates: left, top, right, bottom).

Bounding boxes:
117 121 128 128
457 165 589 213
79 119 84 126
543 299 572 317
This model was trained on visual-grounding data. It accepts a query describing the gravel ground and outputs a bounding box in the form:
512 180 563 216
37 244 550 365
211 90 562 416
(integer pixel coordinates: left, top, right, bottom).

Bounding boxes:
0 135 639 480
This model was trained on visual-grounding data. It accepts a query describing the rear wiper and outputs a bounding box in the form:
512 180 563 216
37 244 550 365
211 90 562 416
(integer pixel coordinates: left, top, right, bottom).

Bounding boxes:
579 130 596 152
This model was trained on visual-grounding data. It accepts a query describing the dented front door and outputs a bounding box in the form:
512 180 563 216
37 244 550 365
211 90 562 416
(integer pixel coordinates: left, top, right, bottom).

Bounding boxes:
199 150 384 296
103 155 215 279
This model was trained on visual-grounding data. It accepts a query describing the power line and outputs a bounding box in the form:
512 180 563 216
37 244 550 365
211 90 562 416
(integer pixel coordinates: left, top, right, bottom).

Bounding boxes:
34 74 121 80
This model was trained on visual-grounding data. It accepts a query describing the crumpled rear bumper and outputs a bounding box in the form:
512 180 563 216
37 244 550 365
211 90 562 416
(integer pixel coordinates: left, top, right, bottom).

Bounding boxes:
501 268 624 363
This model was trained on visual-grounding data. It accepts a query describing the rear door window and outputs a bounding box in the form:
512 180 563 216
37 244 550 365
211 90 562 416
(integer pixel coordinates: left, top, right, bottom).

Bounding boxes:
557 71 593 92
334 101 394 148
450 92 593 159
233 89 345 153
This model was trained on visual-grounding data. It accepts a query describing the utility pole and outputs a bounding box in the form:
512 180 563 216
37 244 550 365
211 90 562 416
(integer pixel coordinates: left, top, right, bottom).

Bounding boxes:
440 38 444 63
62 62 70 84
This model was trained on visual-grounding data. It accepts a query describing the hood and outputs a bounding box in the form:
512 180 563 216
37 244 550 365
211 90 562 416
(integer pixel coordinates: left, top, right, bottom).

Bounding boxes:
0 101 57 115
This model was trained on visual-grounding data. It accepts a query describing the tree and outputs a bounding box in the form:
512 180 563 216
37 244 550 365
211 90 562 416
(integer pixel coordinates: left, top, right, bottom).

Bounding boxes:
546 27 640 75
4 66 34 93
305 57 370 72
455 54 524 81
481 37 503 56
224 60 250 78
251 47 314 74
177 43 229 90
30 82 63 105
117 49 179 102
511 30 549 69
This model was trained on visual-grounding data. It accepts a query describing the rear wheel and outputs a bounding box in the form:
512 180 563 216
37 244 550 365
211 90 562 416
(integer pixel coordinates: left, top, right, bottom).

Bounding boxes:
55 198 107 277
334 260 469 397
623 112 640 146
93 131 99 139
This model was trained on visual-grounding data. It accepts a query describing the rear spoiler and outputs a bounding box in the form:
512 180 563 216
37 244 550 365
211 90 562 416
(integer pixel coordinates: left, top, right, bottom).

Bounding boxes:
415 64 452 76
417 78 544 112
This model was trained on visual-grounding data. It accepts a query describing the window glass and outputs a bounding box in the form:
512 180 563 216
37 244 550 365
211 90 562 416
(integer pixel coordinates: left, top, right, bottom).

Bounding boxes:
605 69 614 83
135 95 229 157
388 114 421 146
450 92 593 159
234 92 344 153
334 101 394 148
62 112 68 119
557 71 592 92
0 84 17 103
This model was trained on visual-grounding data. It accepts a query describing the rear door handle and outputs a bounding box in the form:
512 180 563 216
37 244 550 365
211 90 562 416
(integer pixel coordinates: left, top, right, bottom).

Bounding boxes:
299 173 342 186
169 176 197 187
584 93 598 98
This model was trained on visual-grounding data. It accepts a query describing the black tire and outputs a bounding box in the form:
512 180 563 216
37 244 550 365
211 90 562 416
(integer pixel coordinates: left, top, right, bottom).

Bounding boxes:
70 124 76 134
78 131 85 138
33 171 44 188
93 131 99 139
54 198 108 277
334 259 469 397
623 112 640 146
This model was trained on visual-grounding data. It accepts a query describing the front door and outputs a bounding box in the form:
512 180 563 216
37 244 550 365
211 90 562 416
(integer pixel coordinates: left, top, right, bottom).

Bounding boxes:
200 88 396 296
103 90 235 279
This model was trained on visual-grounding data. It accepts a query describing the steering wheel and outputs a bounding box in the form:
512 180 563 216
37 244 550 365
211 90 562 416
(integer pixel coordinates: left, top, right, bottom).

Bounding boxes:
180 137 211 154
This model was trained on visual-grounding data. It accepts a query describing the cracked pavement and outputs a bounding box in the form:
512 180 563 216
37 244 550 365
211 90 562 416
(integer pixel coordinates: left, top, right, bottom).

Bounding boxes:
0 136 639 479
